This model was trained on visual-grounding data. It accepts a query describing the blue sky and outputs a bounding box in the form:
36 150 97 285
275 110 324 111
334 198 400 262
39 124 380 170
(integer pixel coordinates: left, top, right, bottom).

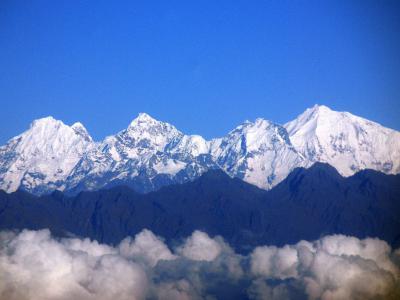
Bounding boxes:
0 0 399 143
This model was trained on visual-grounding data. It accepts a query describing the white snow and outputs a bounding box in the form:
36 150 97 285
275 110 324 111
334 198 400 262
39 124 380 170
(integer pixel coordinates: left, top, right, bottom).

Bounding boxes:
171 135 209 157
0 117 94 193
1 106 399 195
153 159 187 175
63 113 200 192
210 118 306 189
285 104 400 176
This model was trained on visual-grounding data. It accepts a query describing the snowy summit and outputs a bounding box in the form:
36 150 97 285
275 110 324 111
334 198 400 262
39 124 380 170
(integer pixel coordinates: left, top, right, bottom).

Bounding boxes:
0 106 399 195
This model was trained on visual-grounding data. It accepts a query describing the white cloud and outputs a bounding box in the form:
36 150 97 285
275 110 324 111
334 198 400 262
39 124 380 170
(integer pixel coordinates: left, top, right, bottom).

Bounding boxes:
153 280 203 300
0 229 399 300
250 235 400 300
250 245 298 279
0 229 147 300
118 229 176 267
247 279 291 300
176 230 224 262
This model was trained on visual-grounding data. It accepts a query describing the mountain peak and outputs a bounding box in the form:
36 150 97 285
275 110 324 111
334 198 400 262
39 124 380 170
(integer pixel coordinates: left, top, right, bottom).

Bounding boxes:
210 115 304 190
71 122 92 142
71 121 85 129
129 112 159 128
285 104 338 136
0 116 94 194
30 116 63 129
125 112 182 141
311 104 332 112
254 117 271 126
300 104 335 121
285 104 400 176
1 106 399 196
237 118 273 132
237 118 285 139
137 112 154 120
28 118 93 142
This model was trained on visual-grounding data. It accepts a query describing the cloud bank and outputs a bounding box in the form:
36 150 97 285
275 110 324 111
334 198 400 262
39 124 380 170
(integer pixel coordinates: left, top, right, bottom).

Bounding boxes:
0 229 399 300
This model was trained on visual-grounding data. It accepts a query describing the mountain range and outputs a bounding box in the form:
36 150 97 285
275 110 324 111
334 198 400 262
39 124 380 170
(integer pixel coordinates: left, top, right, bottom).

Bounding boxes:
1 105 399 195
1 163 399 253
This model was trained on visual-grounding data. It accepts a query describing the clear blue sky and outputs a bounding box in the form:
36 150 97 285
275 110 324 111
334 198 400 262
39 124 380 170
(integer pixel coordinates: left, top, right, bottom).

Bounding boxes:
0 0 399 143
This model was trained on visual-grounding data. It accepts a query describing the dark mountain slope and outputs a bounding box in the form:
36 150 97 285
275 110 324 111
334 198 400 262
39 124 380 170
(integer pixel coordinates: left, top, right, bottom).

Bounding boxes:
263 164 400 246
0 163 399 253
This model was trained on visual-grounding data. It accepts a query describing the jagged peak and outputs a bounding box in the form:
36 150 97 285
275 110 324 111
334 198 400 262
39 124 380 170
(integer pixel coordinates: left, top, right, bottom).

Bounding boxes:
310 104 332 112
236 117 270 129
30 116 63 128
128 112 159 127
216 117 293 154
71 122 85 130
72 122 92 142
137 112 154 120
236 118 281 133
299 104 335 120
22 117 94 144
125 112 182 141
254 117 271 126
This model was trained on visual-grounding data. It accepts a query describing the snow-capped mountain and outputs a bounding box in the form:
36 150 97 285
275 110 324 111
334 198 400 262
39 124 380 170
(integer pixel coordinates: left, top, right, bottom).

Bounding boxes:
64 113 216 194
285 105 400 176
210 118 306 189
0 105 399 195
0 117 94 194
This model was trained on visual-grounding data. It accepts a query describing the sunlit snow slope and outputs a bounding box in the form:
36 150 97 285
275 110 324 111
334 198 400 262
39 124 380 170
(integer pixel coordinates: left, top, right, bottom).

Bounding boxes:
285 105 400 176
0 105 399 195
